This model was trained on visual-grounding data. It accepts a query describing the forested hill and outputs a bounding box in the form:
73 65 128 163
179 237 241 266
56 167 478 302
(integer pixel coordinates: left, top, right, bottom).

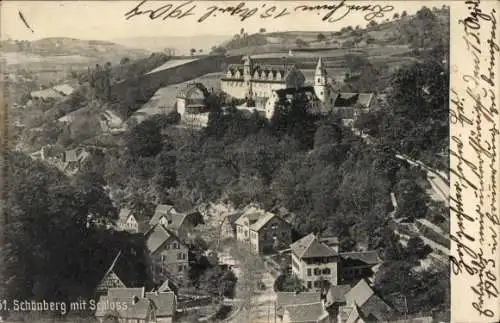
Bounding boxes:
1 37 149 61
210 5 449 55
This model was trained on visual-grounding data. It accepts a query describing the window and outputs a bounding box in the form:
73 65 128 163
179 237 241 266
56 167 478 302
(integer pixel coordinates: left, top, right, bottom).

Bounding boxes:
323 268 331 275
178 265 183 272
314 281 320 288
177 253 182 260
317 78 321 83
166 244 170 250
314 268 321 276
307 281 312 289
307 268 311 276
172 242 177 249
182 253 186 260
161 255 166 263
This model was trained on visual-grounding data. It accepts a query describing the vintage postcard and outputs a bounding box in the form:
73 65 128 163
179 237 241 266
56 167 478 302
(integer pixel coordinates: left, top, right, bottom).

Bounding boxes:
0 1 498 323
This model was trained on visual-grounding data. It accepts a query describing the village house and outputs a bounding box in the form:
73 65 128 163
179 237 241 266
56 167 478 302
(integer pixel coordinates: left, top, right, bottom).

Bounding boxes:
281 302 330 323
275 292 322 320
145 224 189 284
95 287 176 323
290 233 381 291
234 206 292 254
95 287 157 323
339 251 380 284
176 82 211 129
95 252 126 297
144 290 177 323
117 207 149 233
59 147 90 175
150 204 203 240
337 279 397 323
291 233 340 291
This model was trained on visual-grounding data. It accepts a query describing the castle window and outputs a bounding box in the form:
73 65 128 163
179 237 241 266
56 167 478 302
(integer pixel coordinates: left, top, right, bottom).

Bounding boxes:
317 78 321 83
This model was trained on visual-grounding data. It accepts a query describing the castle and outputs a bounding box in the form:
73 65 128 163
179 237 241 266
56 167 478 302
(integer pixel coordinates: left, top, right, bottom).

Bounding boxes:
176 56 376 128
219 56 375 123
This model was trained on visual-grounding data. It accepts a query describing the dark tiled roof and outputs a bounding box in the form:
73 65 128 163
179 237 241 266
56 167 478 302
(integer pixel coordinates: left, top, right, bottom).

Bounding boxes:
291 233 337 259
276 292 321 316
150 204 175 226
340 251 380 266
345 279 374 307
326 284 351 306
284 302 329 322
275 86 316 97
95 252 125 294
145 291 176 317
225 63 296 81
145 224 183 254
334 92 374 108
96 287 155 320
122 298 154 320
360 294 396 321
108 287 145 301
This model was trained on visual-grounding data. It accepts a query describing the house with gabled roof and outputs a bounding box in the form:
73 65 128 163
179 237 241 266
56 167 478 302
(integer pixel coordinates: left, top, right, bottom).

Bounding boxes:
145 224 189 284
117 207 149 233
291 233 340 291
150 204 203 240
95 287 161 323
235 206 292 254
281 301 330 323
338 279 397 323
145 290 177 323
339 251 380 284
95 251 126 296
275 291 322 319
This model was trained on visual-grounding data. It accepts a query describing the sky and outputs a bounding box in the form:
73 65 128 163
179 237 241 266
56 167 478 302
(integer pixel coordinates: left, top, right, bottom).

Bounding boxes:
0 1 445 41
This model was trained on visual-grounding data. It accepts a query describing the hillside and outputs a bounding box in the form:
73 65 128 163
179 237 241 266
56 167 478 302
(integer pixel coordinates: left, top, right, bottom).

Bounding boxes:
1 37 150 69
112 35 231 56
218 6 449 56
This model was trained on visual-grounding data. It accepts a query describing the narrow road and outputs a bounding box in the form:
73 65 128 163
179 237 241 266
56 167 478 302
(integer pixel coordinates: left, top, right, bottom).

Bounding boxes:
395 154 449 207
218 247 277 323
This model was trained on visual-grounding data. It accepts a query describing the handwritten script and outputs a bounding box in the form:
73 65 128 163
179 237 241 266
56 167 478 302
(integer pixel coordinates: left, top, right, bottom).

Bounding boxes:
450 0 499 321
124 0 394 23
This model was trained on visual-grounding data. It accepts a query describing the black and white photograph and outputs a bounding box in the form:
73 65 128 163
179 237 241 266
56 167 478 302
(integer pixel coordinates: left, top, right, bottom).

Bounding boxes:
0 1 494 322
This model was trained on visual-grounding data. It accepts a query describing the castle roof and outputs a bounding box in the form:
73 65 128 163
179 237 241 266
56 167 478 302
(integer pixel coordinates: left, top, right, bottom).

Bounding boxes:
224 63 296 81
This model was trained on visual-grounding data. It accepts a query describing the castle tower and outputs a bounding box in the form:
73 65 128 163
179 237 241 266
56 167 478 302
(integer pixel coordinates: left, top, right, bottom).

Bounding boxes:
242 56 253 97
314 57 328 103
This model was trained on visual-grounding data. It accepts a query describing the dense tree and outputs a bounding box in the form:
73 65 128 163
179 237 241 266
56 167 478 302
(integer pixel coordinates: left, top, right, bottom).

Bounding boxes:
270 94 318 150
203 265 237 300
2 152 149 310
274 274 303 292
124 118 163 160
317 33 326 41
406 236 432 260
